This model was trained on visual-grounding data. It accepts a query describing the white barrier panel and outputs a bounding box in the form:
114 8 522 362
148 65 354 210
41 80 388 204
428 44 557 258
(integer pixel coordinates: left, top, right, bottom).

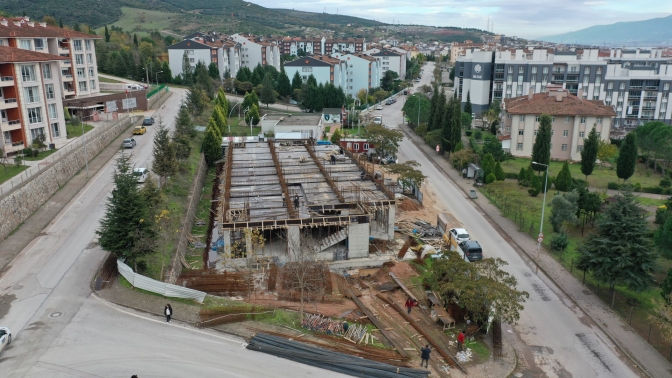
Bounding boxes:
116 260 206 303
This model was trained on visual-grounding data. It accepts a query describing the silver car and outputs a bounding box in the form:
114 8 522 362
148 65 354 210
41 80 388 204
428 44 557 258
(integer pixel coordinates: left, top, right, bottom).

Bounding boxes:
133 168 150 183
0 327 11 354
122 138 136 148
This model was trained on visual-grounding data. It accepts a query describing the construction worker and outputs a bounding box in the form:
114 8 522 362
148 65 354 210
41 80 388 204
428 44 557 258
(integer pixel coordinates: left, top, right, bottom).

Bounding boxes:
420 345 432 368
457 330 465 352
294 194 300 209
331 154 336 165
405 298 417 314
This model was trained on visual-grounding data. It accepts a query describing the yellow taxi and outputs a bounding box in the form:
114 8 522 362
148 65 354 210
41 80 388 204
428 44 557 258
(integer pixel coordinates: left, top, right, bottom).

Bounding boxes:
133 126 147 135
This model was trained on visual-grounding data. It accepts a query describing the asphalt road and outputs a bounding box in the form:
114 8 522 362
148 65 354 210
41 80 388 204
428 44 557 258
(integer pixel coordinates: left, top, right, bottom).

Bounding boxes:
381 63 637 377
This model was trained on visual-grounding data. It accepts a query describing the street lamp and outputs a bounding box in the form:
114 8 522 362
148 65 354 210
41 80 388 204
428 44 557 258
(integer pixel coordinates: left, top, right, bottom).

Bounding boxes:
227 93 253 133
155 71 163 87
532 161 549 273
243 107 251 136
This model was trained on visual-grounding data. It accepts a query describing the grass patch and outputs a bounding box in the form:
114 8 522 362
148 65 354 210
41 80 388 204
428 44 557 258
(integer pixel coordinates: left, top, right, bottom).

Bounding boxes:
98 76 124 83
22 148 58 161
0 164 29 184
106 7 177 37
65 123 94 139
634 196 666 207
117 275 200 306
465 338 490 361
258 309 301 328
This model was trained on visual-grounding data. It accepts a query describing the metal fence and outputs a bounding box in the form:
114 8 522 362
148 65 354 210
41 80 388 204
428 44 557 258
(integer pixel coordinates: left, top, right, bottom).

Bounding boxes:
0 114 132 198
146 84 167 99
117 259 206 303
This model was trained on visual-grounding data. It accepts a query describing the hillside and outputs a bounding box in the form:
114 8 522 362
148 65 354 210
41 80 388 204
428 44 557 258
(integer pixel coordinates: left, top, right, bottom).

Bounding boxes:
272 9 383 28
542 15 672 45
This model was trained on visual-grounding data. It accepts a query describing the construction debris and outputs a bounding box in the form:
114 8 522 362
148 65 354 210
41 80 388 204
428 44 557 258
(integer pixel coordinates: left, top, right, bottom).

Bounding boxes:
456 349 474 363
301 313 345 335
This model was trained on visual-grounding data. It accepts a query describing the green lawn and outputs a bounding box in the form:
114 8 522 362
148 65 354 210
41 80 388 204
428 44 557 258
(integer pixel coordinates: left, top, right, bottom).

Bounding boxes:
225 117 261 136
98 76 123 83
500 157 663 190
65 123 94 139
22 148 58 161
0 164 29 184
106 7 177 37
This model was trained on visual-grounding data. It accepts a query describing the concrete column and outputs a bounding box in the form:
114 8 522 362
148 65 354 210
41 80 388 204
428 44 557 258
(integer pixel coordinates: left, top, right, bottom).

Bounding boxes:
287 226 300 259
245 229 253 257
387 206 395 240
222 230 231 251
348 223 370 259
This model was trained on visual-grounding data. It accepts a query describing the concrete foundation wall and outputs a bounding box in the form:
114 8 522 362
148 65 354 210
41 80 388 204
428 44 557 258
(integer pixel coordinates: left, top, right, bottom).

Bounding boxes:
347 223 369 259
387 206 395 240
287 226 300 258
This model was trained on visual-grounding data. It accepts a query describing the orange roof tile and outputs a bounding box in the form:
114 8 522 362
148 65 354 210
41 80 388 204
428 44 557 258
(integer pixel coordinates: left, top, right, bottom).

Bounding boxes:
504 91 616 117
0 45 68 62
0 17 101 39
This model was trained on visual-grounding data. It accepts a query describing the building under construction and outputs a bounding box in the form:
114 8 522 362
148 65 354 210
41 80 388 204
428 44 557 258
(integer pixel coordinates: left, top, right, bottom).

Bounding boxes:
214 137 396 264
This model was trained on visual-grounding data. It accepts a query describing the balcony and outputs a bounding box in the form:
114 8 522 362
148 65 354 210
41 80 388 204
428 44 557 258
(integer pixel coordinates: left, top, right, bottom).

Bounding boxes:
1 119 21 131
61 74 73 82
0 76 14 86
63 87 75 96
0 98 18 110
58 46 70 54
3 140 25 153
60 60 71 67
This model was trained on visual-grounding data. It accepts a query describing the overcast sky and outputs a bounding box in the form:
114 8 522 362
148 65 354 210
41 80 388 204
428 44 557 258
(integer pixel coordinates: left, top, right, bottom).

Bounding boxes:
245 0 671 39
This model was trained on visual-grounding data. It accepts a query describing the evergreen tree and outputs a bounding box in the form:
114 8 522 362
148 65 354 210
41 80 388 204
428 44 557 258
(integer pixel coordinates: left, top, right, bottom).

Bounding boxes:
203 118 222 165
655 215 672 257
550 191 579 232
212 107 227 135
580 126 599 180
73 22 81 32
517 167 528 186
193 62 213 97
245 104 261 127
554 161 572 191
481 153 496 179
186 86 206 116
661 269 672 304
464 91 472 117
174 104 195 138
104 25 110 42
494 162 505 181
260 73 276 108
482 138 504 162
528 174 541 196
330 129 342 144
432 87 446 131
531 114 552 173
539 169 550 193
216 87 229 116
250 70 262 86
181 51 192 86
152 121 178 187
440 99 453 153
242 91 260 113
133 34 138 47
96 154 154 270
450 97 461 152
236 67 250 83
291 71 303 91
306 74 318 88
616 132 638 182
428 83 439 131
172 131 191 161
208 62 220 79
161 61 172 82
277 67 291 98
576 190 658 306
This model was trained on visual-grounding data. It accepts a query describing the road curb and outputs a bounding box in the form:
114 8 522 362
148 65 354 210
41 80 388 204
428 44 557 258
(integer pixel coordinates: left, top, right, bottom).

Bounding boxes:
398 125 653 378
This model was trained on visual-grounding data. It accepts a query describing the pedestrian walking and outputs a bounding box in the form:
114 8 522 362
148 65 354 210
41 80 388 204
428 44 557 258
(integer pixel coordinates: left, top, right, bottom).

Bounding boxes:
293 194 300 209
457 330 465 352
164 304 172 323
420 345 431 368
405 298 417 314
331 154 336 165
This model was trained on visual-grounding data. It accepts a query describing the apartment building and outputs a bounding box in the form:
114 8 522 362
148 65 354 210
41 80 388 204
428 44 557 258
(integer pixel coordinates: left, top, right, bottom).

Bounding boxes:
284 55 347 89
456 47 672 126
324 38 366 55
167 36 242 80
0 17 102 100
230 34 281 72
280 36 325 56
501 88 616 161
331 53 381 97
0 46 68 155
369 49 406 79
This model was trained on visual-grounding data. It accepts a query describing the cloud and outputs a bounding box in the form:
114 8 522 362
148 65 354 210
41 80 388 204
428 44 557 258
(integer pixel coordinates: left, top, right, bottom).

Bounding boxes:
246 0 672 38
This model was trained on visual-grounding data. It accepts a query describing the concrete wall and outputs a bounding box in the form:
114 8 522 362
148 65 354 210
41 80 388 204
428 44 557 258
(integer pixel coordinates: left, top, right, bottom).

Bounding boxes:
347 222 369 259
0 114 135 241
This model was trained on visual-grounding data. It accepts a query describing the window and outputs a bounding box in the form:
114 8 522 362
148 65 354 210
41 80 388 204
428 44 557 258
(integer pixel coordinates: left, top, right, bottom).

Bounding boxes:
518 129 524 135
51 123 60 138
24 86 40 103
353 143 359 150
302 67 313 72
19 39 31 50
619 83 625 90
517 143 523 150
564 116 570 123
90 79 96 90
364 143 369 150
189 58 195 63
579 131 585 138
3 131 9 142
73 40 83 51
45 84 54 99
563 130 569 137
580 117 587 124
77 68 86 78
42 64 52 80
551 116 555 122
506 126 511 132
87 54 93 64
21 65 36 82
75 54 84 65
88 67 94 77
577 145 583 152
608 82 613 90
535 115 540 122
596 67 602 75
531 66 537 74
596 117 602 124
48 103 58 119
665 83 670 91
507 114 512 119
520 115 525 121
30 127 45 140
519 66 524 73
534 130 538 136
596 132 601 138
508 66 513 73
34 38 44 50
561 144 567 151
189 50 194 55
543 67 549 74
78 81 88 92
584 67 590 74
28 107 42 124
551 129 554 136
85 40 92 51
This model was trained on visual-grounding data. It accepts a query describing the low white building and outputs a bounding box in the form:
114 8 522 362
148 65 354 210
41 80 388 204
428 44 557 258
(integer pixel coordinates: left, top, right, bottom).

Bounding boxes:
260 114 324 140
284 55 347 88
331 52 381 97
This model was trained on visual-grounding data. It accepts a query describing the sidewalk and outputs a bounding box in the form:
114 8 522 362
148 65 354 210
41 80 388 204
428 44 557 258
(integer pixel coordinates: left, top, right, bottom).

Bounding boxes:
399 123 672 378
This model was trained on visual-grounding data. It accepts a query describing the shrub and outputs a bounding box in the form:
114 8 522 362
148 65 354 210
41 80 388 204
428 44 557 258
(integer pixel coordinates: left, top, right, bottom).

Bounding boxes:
517 167 528 187
550 232 569 252
474 130 483 140
528 174 541 197
661 177 672 188
655 207 669 225
23 147 33 157
485 173 496 184
505 172 519 180
641 186 663 194
633 183 641 192
554 162 572 191
465 130 473 137
607 182 621 190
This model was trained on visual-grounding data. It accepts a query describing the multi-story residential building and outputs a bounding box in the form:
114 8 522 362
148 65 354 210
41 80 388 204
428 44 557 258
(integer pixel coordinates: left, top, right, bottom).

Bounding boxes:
0 17 102 100
284 55 347 89
167 36 242 80
280 36 324 56
456 47 672 126
230 34 281 72
369 49 406 79
0 45 68 154
501 88 616 161
331 53 381 97
324 38 366 55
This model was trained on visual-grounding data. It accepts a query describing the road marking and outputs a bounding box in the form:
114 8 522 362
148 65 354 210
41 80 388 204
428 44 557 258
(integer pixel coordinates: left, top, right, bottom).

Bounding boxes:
91 293 246 346
35 361 104 377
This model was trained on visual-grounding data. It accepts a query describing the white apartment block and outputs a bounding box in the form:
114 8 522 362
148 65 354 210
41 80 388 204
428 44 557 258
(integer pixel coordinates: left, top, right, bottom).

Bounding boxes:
280 36 324 56
331 53 380 98
456 47 672 127
167 36 243 80
284 55 347 89
0 17 101 100
323 38 366 55
369 49 406 79
230 34 280 72
501 89 616 161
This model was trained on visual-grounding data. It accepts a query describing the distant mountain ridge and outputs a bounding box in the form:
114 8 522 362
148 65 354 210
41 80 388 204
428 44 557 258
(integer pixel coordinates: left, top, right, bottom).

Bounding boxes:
542 15 672 46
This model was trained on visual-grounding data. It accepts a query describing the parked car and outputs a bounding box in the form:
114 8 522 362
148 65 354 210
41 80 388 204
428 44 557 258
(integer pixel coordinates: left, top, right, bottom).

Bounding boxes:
123 84 146 91
375 104 384 110
122 138 136 148
385 99 393 105
403 89 408 95
458 240 483 262
133 168 150 183
133 126 146 135
0 327 11 355
449 228 470 243
142 117 155 126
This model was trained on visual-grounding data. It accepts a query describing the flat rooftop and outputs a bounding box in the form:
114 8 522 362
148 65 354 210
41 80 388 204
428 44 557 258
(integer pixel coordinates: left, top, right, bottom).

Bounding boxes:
263 114 322 126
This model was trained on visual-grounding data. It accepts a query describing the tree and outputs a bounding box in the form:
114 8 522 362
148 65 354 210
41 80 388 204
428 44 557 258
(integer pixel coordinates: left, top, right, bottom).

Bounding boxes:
260 73 276 108
104 25 110 42
528 173 541 196
291 71 303 94
402 94 430 127
203 118 222 165
550 191 579 232
576 189 658 307
193 62 213 97
161 61 172 83
186 86 206 116
485 173 496 184
277 67 291 98
490 120 498 136
464 91 472 117
216 87 229 116
172 132 191 161
59 19 63 28
580 126 599 180
211 106 227 135
381 70 398 91
208 62 220 79
517 167 528 187
245 104 260 127
655 215 672 257
422 253 529 324
356 88 368 106
96 154 154 271
531 114 552 173
597 140 618 168
431 87 446 131
181 51 192 86
174 104 195 138
383 161 427 192
616 132 638 182
482 138 505 162
450 149 477 171
554 161 572 191
494 162 505 181
330 129 342 144
449 97 462 152
133 34 138 47
661 269 672 304
306 74 317 88
461 112 472 129
242 91 260 113
152 121 178 187
481 153 496 179
363 124 403 157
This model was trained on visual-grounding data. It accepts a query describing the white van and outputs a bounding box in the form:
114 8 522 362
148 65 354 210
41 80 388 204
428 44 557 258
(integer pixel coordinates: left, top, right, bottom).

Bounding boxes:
123 84 146 91
373 115 383 125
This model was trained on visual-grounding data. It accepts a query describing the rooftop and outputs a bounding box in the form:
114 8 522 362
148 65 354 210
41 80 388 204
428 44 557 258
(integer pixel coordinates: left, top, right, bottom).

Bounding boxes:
0 17 101 39
503 90 616 117
264 114 322 126
0 45 68 63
